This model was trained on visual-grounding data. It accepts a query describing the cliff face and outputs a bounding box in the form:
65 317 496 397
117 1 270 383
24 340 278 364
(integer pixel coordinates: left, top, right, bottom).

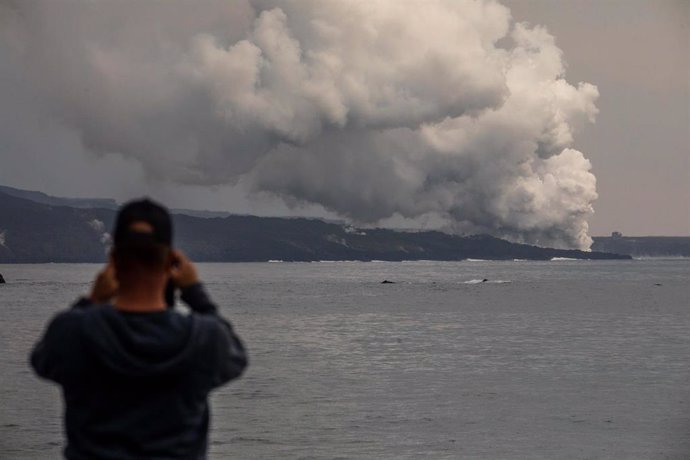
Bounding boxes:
0 185 118 209
0 190 630 263
172 215 630 262
0 192 113 263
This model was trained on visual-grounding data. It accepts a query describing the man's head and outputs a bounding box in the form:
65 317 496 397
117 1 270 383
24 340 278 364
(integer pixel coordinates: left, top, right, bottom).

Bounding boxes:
112 199 173 278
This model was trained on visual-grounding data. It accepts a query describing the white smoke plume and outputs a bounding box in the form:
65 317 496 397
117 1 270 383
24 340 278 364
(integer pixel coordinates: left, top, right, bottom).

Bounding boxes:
88 219 111 245
1 0 599 249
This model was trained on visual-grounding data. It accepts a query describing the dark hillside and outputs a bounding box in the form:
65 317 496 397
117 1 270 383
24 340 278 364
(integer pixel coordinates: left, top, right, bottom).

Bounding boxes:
0 190 630 263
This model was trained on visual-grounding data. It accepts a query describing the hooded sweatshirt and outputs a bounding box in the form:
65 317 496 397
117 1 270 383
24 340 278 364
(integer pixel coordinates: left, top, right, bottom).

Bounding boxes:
30 283 247 460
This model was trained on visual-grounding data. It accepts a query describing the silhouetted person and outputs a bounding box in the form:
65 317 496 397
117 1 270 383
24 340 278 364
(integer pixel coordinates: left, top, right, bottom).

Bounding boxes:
30 199 247 459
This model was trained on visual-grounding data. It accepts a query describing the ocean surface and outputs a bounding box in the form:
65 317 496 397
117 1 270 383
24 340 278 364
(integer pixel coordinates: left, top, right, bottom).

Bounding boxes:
0 259 688 459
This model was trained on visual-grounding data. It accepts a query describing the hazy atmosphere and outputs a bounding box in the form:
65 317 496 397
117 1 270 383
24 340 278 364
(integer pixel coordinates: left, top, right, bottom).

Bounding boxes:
0 0 687 246
1 3 689 458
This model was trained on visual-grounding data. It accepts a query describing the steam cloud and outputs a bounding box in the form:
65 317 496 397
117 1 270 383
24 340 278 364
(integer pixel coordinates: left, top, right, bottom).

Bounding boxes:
1 0 599 249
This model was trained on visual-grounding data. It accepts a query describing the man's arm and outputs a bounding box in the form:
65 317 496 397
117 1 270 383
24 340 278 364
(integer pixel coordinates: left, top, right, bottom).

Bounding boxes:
181 282 248 385
30 312 79 384
30 263 115 381
172 250 248 386
179 282 218 314
71 261 119 309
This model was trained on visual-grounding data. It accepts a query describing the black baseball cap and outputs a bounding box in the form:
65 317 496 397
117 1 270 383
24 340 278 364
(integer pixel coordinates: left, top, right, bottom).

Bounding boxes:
113 199 173 247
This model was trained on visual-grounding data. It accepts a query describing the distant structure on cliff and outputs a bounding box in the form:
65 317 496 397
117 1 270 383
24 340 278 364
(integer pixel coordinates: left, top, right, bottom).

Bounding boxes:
592 235 690 258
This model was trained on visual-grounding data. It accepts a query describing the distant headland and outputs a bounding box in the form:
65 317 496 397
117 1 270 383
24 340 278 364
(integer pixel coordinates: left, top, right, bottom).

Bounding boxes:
0 185 649 263
592 232 690 258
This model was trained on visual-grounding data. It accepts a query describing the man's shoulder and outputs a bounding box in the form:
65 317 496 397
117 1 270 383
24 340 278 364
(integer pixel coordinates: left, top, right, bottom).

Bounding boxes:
49 304 111 329
189 311 224 331
187 311 233 345
38 306 101 347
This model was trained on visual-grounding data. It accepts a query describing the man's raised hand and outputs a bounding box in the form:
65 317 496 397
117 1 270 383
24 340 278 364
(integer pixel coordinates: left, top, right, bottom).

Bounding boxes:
89 261 119 304
169 249 200 288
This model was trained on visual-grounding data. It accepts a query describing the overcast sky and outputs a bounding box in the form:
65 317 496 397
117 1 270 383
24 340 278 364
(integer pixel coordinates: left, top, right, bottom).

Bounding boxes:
504 0 689 236
0 0 687 240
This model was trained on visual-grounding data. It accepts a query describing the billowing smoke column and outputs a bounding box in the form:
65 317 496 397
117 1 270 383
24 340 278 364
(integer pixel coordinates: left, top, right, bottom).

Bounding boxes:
1 0 599 249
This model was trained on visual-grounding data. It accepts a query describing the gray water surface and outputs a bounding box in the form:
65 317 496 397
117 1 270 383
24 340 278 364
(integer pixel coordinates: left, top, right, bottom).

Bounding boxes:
1 260 688 459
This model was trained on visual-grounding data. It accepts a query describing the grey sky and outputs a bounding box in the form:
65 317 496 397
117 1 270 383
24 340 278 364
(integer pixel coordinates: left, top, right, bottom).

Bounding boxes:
504 0 689 236
0 0 687 238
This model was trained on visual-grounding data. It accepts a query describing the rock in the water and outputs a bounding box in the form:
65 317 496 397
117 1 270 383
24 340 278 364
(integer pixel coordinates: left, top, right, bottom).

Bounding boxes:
381 280 395 284
0 273 5 284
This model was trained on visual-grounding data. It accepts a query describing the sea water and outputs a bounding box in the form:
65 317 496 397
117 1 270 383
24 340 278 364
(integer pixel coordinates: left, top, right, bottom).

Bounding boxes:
0 259 688 459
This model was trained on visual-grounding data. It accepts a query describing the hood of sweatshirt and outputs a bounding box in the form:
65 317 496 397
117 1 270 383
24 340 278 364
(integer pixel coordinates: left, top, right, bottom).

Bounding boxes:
80 305 202 378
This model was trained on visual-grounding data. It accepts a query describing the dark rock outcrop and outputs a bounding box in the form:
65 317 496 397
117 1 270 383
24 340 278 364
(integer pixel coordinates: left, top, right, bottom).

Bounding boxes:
0 188 631 263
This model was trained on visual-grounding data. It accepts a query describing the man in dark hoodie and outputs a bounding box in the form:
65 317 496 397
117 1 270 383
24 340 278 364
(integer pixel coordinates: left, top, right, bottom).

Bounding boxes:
30 199 248 459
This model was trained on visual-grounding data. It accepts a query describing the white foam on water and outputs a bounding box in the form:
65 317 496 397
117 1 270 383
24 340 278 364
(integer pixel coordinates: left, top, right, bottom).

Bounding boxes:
464 279 511 284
